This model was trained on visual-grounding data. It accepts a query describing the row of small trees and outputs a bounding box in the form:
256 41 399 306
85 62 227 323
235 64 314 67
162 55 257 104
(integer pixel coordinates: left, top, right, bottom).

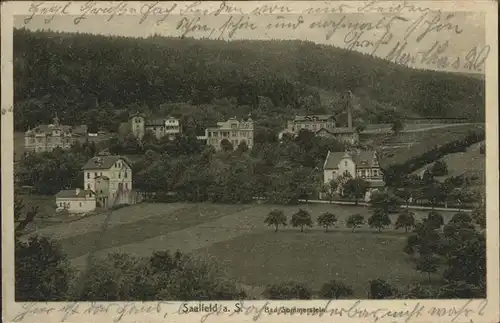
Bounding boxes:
264 208 421 233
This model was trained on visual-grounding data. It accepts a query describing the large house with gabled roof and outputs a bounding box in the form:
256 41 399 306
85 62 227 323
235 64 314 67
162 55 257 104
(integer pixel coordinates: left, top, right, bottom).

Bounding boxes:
55 153 134 214
24 115 88 153
278 108 358 144
129 112 181 140
82 153 133 208
323 149 385 200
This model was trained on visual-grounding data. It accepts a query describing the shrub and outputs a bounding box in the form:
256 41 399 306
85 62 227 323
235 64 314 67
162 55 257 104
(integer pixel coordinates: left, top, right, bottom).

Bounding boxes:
262 281 312 299
431 160 448 176
319 280 354 299
16 236 75 301
368 279 397 299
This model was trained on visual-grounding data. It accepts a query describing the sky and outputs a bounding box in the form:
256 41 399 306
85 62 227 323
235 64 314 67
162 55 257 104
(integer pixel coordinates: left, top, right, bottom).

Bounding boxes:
13 1 488 74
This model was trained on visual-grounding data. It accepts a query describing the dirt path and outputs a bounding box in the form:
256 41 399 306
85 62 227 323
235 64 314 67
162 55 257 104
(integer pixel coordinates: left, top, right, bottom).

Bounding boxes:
362 123 479 134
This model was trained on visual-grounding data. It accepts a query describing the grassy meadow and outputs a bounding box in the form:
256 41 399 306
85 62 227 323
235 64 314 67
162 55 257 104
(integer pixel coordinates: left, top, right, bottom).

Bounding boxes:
26 202 461 298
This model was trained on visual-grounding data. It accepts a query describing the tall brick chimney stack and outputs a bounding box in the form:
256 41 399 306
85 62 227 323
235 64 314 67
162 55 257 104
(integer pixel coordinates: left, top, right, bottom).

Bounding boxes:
347 91 354 130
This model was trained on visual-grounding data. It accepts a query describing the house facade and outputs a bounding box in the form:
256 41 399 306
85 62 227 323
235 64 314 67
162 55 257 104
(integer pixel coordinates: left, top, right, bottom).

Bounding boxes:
24 116 87 153
323 149 385 200
55 188 96 214
130 113 181 140
279 107 358 144
82 154 133 208
205 117 254 151
286 115 336 133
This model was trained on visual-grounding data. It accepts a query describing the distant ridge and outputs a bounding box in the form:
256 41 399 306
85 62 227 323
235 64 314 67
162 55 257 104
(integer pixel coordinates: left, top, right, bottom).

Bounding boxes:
13 28 485 132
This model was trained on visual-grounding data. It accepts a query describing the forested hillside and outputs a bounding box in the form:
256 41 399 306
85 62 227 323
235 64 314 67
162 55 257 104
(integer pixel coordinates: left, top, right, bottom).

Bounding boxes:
13 28 484 133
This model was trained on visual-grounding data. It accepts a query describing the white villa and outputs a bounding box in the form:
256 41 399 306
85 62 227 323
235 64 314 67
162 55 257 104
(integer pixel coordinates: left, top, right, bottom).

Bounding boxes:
55 153 134 214
82 154 134 208
203 117 254 151
24 115 88 153
323 149 385 201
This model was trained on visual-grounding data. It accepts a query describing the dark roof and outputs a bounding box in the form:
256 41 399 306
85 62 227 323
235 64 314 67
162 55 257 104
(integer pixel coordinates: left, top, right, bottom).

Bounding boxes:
293 115 335 122
324 150 379 169
26 124 86 136
145 118 165 126
129 112 145 119
82 155 131 170
316 127 354 135
56 189 94 199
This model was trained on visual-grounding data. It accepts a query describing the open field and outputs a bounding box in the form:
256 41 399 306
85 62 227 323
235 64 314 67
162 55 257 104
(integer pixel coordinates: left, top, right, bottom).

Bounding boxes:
25 202 461 298
413 142 485 195
193 231 431 297
362 123 479 134
377 124 484 167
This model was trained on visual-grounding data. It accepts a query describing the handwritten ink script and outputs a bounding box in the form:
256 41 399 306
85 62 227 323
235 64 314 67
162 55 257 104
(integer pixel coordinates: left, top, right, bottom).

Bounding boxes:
9 299 489 323
20 1 490 73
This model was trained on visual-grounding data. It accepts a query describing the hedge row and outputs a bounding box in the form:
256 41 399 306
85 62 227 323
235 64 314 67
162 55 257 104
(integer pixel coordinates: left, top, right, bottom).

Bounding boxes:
383 129 485 187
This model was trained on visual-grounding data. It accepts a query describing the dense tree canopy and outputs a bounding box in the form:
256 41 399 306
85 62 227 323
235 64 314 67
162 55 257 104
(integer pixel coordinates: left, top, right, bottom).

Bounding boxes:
14 28 484 133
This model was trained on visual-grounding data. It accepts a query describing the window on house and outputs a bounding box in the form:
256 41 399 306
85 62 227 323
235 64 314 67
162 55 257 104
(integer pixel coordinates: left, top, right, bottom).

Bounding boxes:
87 172 90 179
87 184 91 189
67 202 71 208
118 172 121 179
125 183 128 189
79 202 82 207
345 161 347 167
232 131 237 137
59 202 62 207
124 171 128 178
100 172 103 176
94 172 97 178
